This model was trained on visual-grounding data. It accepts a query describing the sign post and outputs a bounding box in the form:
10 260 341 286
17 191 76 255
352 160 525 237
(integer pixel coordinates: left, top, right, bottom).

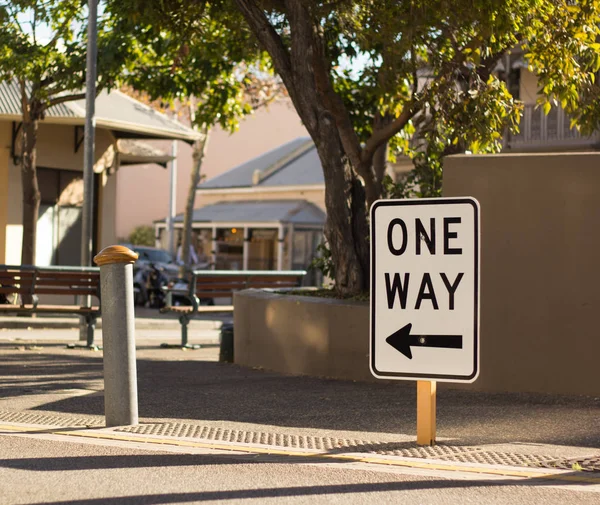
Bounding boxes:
370 197 480 445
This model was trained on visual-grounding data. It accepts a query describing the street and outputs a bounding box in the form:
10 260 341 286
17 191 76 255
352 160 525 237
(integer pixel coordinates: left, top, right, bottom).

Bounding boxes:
0 330 599 504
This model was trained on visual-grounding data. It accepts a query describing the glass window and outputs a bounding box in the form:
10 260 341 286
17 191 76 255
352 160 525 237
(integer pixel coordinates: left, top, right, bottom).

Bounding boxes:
134 247 173 264
248 228 278 270
215 228 244 270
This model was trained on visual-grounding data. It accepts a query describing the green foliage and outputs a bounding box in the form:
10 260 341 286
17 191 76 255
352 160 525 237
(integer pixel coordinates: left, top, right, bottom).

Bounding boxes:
102 0 600 296
0 0 133 108
389 75 522 198
105 0 277 132
525 0 600 135
128 225 155 247
309 242 335 283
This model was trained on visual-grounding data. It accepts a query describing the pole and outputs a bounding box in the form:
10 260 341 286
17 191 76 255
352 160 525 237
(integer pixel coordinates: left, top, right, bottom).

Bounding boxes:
81 0 98 268
167 141 178 256
79 0 98 341
416 380 436 446
94 245 139 427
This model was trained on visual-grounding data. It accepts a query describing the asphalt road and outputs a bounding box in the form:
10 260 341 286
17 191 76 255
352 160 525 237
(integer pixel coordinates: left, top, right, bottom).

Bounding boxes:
1 432 599 505
1 330 599 504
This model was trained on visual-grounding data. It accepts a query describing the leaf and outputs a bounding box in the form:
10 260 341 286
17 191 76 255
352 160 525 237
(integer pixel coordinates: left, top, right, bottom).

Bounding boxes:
543 101 551 115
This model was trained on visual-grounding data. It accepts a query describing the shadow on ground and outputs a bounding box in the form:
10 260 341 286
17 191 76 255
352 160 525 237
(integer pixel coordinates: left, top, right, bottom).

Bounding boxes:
1 344 599 448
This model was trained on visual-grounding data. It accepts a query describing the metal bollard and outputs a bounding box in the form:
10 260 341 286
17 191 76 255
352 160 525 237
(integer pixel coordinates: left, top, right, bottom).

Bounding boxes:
93 245 139 427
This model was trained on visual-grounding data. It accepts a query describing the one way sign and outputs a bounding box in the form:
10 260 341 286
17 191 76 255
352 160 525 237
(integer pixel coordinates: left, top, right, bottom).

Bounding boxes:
370 197 480 383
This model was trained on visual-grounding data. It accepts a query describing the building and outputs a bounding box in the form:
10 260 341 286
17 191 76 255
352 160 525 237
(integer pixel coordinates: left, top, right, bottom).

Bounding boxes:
154 137 326 282
114 100 310 242
0 80 199 265
499 50 600 152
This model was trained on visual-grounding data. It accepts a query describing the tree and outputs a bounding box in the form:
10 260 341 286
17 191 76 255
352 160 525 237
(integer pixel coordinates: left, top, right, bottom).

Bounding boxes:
107 0 284 273
0 0 133 265
108 0 600 296
524 1 600 134
227 1 528 295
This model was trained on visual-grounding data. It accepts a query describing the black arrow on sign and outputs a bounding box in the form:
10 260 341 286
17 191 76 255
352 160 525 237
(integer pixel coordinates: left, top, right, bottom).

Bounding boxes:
386 323 463 360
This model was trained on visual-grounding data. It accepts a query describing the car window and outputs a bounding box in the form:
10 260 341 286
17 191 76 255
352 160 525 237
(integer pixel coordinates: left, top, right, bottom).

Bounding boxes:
135 248 173 263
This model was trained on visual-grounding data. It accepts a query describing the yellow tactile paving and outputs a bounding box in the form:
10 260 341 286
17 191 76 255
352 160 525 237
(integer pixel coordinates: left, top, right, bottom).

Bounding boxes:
1 423 599 485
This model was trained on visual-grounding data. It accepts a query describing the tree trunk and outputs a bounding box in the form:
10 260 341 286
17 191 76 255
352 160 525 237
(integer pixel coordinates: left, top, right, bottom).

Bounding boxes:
314 117 369 296
180 124 209 277
20 112 42 266
372 140 389 201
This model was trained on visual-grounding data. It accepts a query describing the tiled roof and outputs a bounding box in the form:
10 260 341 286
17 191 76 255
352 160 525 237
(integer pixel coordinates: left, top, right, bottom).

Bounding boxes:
156 200 325 226
0 79 75 117
199 137 324 189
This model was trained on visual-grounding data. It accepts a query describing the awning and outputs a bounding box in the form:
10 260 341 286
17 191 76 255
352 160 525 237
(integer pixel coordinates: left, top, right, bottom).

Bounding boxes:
156 200 326 226
0 79 200 143
116 140 174 168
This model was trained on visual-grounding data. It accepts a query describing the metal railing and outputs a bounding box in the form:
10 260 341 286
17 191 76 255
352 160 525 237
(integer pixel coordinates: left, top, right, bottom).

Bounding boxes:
505 104 600 149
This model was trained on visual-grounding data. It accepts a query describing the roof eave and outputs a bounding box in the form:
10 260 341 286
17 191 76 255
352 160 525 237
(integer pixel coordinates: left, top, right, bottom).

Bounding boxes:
0 115 200 143
196 183 325 193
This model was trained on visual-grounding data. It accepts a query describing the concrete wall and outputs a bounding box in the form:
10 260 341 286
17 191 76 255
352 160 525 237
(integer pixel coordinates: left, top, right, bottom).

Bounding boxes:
234 290 372 381
98 170 118 248
444 152 600 395
115 100 309 239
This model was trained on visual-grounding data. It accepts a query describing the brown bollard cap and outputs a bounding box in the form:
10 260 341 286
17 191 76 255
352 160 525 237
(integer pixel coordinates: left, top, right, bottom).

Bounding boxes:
93 245 139 266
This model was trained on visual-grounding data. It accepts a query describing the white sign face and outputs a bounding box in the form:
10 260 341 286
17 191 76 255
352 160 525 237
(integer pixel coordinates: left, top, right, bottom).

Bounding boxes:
370 197 480 383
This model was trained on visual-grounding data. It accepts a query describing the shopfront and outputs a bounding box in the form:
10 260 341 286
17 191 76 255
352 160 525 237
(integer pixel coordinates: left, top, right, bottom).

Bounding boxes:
155 200 325 284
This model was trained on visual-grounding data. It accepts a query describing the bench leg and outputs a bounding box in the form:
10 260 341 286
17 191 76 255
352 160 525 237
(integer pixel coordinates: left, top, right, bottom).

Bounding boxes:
67 315 100 350
159 314 201 349
86 316 97 348
180 315 189 347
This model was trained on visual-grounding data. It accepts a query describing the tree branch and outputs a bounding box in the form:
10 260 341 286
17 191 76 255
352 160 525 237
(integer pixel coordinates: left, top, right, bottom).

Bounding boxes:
288 2 363 176
234 0 294 93
361 102 418 165
19 79 30 122
48 92 86 108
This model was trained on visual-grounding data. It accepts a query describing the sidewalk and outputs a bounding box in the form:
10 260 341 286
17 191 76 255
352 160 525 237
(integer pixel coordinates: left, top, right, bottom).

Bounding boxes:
0 306 230 330
0 329 599 480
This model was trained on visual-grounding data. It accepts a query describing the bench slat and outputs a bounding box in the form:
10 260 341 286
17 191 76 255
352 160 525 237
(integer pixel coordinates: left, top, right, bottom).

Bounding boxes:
0 286 32 293
195 282 253 290
0 304 99 313
196 275 302 283
195 281 298 293
35 278 99 287
195 291 236 298
33 287 98 296
37 273 100 281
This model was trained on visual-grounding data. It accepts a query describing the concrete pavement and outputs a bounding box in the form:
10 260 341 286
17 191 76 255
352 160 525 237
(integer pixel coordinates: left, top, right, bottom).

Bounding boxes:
0 322 599 503
0 306 229 330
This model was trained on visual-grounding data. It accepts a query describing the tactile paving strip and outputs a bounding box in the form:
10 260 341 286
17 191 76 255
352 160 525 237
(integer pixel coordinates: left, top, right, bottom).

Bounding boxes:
117 423 379 451
0 410 103 427
115 422 599 471
543 456 600 472
1 412 598 472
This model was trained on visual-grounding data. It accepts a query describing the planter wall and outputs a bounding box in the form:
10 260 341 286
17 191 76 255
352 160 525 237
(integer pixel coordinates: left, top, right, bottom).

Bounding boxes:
234 152 600 396
234 290 372 382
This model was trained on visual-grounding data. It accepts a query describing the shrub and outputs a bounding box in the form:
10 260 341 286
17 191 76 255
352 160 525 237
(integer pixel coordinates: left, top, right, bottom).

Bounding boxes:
128 225 155 246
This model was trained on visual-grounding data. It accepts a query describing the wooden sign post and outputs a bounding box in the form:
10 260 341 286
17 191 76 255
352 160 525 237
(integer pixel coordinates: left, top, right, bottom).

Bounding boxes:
417 380 436 446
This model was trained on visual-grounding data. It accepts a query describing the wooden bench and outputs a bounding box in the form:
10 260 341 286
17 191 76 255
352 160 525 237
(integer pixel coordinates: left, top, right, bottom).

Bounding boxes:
0 264 101 347
161 269 306 348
